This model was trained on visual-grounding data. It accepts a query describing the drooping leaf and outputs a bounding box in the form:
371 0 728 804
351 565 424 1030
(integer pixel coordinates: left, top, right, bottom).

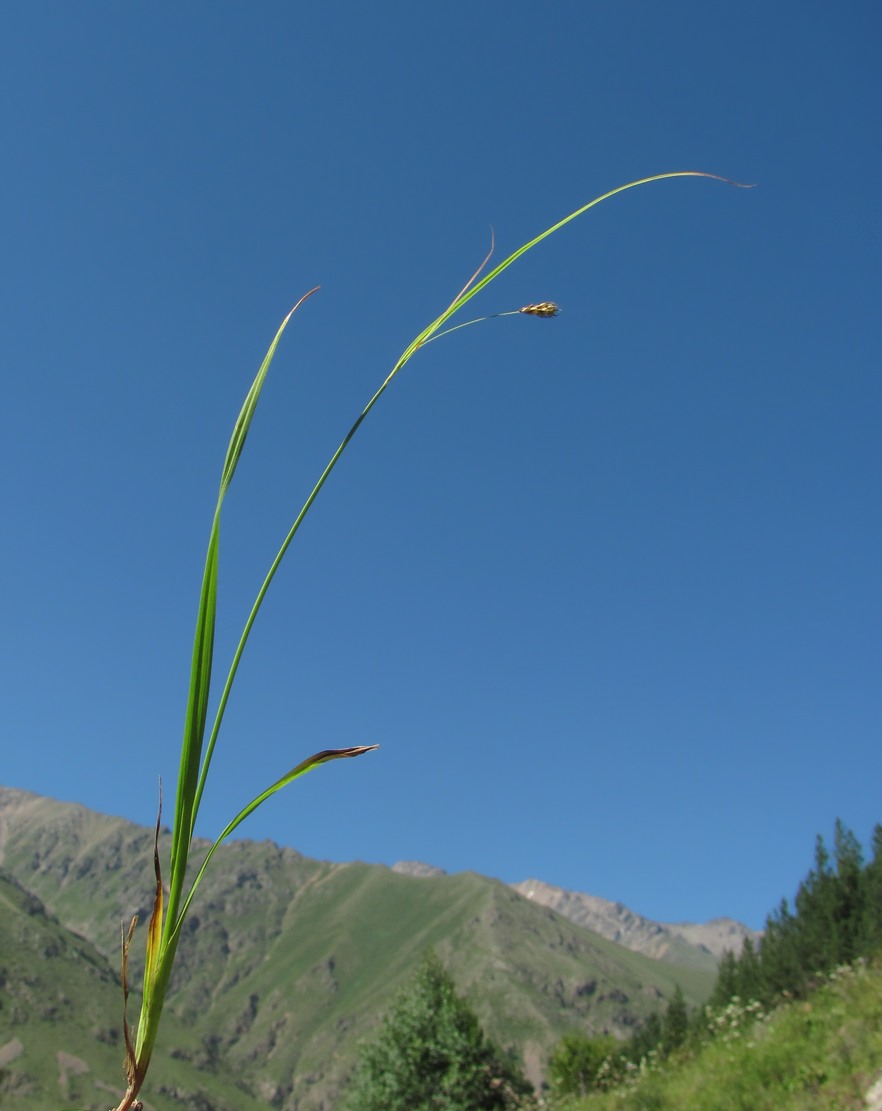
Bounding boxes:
170 745 379 942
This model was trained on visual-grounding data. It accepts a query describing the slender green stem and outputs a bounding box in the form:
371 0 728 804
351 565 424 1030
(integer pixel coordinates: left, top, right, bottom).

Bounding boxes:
420 310 521 346
189 169 751 882
189 369 397 848
187 250 502 840
166 511 220 934
119 170 750 1111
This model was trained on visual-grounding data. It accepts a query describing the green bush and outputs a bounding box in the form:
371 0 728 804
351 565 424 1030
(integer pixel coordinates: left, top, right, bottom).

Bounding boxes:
348 952 534 1111
549 1032 619 1099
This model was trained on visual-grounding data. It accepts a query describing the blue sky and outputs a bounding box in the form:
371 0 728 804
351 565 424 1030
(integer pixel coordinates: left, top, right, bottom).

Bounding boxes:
1 2 879 932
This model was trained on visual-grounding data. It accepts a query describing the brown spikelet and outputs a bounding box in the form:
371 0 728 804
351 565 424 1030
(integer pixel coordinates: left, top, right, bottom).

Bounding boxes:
519 302 560 318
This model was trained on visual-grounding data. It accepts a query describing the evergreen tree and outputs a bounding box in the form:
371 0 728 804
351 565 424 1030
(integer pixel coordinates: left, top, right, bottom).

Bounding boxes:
348 953 533 1111
735 937 763 1002
831 818 865 963
711 818 882 1013
759 898 801 999
709 950 741 1009
793 833 838 978
625 1010 663 1063
661 984 689 1054
859 824 882 954
792 822 866 979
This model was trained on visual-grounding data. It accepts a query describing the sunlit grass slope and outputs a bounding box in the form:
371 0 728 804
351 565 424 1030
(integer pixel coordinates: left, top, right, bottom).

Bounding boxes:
571 957 882 1111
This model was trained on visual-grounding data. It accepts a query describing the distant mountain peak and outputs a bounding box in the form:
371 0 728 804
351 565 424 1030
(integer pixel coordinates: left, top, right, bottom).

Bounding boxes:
391 860 447 878
511 878 759 963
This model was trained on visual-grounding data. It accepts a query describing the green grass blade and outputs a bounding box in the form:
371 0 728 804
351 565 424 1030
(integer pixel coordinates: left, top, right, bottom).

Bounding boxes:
122 172 749 1110
131 292 321 1088
414 171 752 351
170 167 748 1000
199 172 751 773
134 744 377 1078
165 518 219 930
181 290 320 849
163 289 320 947
172 745 378 942
220 288 320 496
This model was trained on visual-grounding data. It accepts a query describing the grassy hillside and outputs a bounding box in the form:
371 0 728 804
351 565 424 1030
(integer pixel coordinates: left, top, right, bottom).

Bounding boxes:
0 787 716 1107
0 870 267 1111
567 957 882 1111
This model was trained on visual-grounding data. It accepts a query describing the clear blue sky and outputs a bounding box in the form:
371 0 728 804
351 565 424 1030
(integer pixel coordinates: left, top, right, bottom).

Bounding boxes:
1 2 879 933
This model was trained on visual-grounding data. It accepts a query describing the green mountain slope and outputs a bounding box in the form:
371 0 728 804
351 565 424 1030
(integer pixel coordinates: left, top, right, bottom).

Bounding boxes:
0 869 267 1111
0 787 717 1107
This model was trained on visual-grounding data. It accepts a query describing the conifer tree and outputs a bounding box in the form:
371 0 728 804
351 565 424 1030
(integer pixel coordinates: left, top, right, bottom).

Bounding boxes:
759 897 801 998
661 984 689 1054
735 937 763 1002
625 1010 663 1063
793 833 838 977
831 818 865 963
860 824 882 953
709 950 740 1009
712 818 881 1012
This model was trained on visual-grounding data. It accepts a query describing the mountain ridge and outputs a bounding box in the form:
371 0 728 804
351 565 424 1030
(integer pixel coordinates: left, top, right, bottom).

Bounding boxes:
511 877 758 964
0 786 741 1108
392 862 757 967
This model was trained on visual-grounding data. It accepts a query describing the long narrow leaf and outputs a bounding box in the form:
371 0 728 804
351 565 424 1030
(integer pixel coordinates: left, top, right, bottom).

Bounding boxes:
199 172 751 784
132 745 377 1080
164 517 219 936
220 288 320 496
130 292 321 1094
165 289 320 945
171 746 378 943
119 172 750 1111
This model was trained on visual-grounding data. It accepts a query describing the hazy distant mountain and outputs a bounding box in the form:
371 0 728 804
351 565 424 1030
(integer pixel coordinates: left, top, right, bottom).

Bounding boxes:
512 878 759 965
391 860 448 878
393 865 757 967
0 787 731 1109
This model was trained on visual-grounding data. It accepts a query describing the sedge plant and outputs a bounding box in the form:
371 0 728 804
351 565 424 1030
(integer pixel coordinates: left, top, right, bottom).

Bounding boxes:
88 170 750 1111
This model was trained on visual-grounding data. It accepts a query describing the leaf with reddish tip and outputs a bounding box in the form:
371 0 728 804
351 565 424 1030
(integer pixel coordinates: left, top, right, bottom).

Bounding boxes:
168 745 380 945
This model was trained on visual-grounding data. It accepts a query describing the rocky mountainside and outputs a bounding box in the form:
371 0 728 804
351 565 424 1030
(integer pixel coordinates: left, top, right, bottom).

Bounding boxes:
394 864 758 970
0 869 266 1111
512 878 759 964
0 787 731 1109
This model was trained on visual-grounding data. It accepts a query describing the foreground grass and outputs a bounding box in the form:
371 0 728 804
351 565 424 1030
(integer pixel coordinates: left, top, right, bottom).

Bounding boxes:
569 957 882 1111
